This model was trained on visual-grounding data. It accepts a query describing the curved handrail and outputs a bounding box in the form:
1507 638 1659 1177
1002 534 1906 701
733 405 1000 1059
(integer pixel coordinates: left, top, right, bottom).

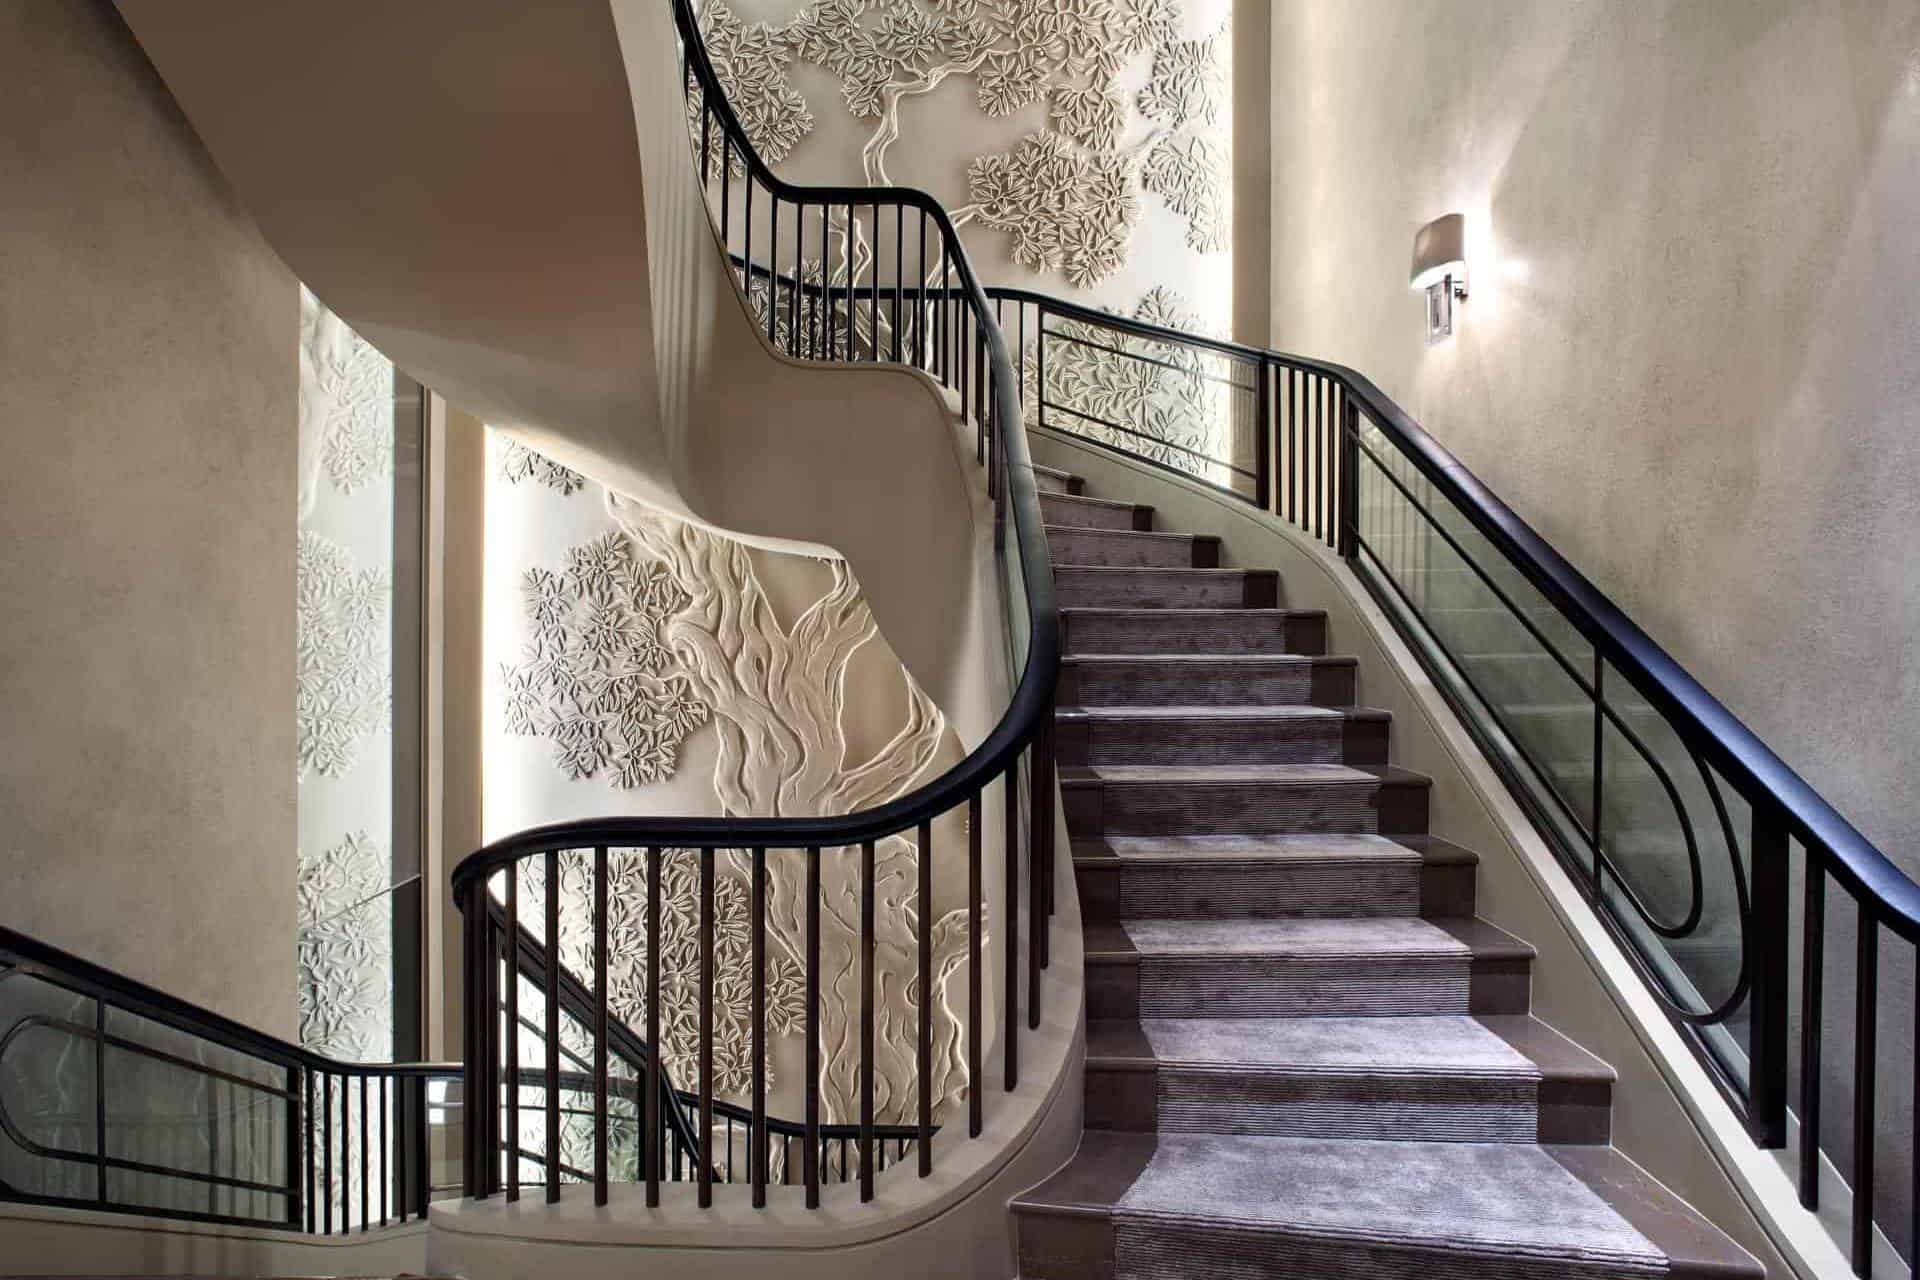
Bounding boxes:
449 0 1055 901
991 283 1920 943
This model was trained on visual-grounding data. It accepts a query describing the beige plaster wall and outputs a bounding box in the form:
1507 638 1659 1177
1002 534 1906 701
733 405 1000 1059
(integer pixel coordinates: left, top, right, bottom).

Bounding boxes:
0 2 298 1035
1269 0 1920 1259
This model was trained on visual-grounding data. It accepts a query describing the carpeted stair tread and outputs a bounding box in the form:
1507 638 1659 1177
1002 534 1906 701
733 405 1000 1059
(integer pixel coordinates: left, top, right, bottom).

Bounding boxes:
1067 762 1415 785
1107 915 1530 960
1060 704 1388 723
1074 832 1433 864
1042 492 1155 530
1033 462 1084 494
1014 1132 1760 1279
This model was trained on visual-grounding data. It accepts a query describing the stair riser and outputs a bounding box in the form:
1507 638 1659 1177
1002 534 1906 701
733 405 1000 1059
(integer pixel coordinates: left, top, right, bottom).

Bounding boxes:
1059 716 1386 767
1076 858 1423 921
1049 528 1219 568
1065 778 1429 838
1033 467 1082 496
1086 1064 1551 1144
1041 493 1153 530
1054 570 1277 610
1061 661 1355 708
1063 612 1326 656
1087 954 1528 1020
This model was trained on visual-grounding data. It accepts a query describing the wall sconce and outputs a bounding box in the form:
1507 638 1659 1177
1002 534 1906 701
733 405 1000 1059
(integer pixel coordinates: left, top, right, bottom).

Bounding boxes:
1411 213 1467 344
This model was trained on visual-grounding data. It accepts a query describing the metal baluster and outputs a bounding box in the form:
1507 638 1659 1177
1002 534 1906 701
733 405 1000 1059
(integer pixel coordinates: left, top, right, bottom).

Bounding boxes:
647 846 662 1206
340 1072 351 1232
545 850 561 1204
506 865 520 1201
394 1073 406 1224
805 846 821 1208
720 137 731 246
415 1076 430 1218
380 1076 389 1225
1748 814 1789 1147
1853 907 1878 1274
917 819 933 1177
303 1069 315 1232
752 846 767 1207
917 216 928 371
1029 751 1044 1025
870 202 881 360
700 851 715 1208
322 1074 333 1233
767 195 780 348
594 846 610 1206
860 839 876 1202
744 170 754 299
1005 762 1020 1091
969 791 983 1137
789 201 801 357
893 205 904 363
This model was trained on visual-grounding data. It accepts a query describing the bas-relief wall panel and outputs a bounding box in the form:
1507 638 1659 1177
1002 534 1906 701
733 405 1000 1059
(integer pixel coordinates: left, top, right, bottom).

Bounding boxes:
1267 0 1920 1259
296 290 398 1062
705 0 1234 332
483 435 972 1133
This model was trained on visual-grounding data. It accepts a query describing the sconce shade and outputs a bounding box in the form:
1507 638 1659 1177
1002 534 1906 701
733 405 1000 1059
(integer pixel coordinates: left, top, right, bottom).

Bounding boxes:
1410 213 1467 290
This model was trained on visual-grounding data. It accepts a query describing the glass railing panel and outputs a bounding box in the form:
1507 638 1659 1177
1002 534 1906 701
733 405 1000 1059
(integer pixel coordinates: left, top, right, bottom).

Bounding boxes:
1351 414 1598 842
97 1006 288 1223
0 971 99 1203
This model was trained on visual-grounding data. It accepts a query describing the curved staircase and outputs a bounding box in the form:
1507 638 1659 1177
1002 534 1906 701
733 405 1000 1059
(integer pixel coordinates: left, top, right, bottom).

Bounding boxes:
1012 464 1762 1280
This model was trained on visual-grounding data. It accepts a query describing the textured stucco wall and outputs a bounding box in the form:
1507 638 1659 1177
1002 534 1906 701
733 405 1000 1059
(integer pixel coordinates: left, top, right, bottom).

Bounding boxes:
0 3 298 1035
1269 0 1920 1258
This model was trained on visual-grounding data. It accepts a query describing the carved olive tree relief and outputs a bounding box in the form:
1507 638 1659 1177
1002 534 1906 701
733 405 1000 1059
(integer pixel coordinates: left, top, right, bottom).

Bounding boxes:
693 0 1227 294
499 439 588 496
501 532 713 789
607 494 972 1126
296 531 391 780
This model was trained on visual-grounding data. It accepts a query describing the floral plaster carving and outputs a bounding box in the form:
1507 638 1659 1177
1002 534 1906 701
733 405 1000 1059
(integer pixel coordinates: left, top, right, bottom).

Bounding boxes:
1027 285 1247 484
501 532 712 789
296 531 392 779
299 289 394 500
693 0 1227 293
499 438 588 496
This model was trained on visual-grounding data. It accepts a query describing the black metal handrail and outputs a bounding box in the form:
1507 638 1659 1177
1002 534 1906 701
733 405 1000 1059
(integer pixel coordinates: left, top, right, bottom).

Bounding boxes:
992 287 1915 1275
449 0 1060 1216
0 925 458 1234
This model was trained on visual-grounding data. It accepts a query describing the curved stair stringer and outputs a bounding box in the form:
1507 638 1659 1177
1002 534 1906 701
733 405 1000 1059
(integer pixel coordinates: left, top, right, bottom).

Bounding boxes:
115 0 997 731
1016 431 1844 1280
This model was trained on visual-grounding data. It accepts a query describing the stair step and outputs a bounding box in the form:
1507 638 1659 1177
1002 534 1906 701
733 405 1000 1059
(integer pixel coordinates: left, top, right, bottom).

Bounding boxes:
1060 654 1355 708
1072 834 1478 922
1054 567 1277 610
1032 462 1084 495
1041 491 1154 531
1084 916 1531 1019
1057 704 1389 767
1048 525 1220 569
1012 1131 1762 1280
1084 1014 1613 1144
1062 763 1430 837
1061 607 1327 656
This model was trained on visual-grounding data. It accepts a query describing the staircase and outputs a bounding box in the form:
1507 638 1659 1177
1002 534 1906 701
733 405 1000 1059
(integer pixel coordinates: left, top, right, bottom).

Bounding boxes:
1011 464 1762 1280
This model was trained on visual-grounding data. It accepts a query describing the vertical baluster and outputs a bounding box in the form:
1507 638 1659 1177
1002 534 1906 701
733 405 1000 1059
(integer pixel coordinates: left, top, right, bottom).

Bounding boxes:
322 1074 333 1233
805 846 821 1208
394 1073 407 1224
594 846 610 1206
767 196 780 347
647 847 662 1206
416 1076 430 1218
789 201 802 357
1852 907 1878 1274
814 207 828 361
1029 752 1044 1024
380 1076 389 1225
1292 369 1303 525
699 99 712 185
506 865 520 1201
1004 762 1020 1091
744 171 754 299
917 819 933 1176
870 202 881 360
752 846 768 1207
340 1074 351 1231
303 1069 315 1232
544 850 561 1204
719 137 732 246
700 851 715 1208
916 216 928 371
860 839 876 1202
893 205 904 363
968 791 983 1138
1748 814 1789 1147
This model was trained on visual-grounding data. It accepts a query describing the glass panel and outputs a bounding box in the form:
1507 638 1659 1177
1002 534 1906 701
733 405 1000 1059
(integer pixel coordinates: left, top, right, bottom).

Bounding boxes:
0 972 99 1202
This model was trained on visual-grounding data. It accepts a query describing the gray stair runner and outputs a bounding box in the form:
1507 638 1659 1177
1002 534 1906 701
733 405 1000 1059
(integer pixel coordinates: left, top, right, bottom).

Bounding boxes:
1011 464 1761 1280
